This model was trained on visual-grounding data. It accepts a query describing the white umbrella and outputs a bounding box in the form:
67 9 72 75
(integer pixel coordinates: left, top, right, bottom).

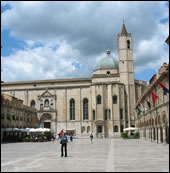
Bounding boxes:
29 128 35 132
23 128 30 132
123 127 138 132
13 128 20 131
1 128 5 132
44 128 50 132
29 128 50 132
5 128 13 131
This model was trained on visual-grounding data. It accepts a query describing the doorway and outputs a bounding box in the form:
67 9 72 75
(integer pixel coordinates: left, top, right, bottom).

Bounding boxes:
97 126 102 133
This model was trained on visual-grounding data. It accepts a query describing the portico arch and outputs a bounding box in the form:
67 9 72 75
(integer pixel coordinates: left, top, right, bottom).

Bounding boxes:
40 113 52 129
162 112 169 144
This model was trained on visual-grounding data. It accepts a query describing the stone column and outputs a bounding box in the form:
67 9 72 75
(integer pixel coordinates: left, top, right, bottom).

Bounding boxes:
150 128 152 142
152 128 155 141
147 128 149 140
142 128 144 139
157 127 161 143
155 127 157 143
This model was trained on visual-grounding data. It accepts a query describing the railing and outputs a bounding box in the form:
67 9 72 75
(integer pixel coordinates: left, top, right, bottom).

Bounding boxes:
117 33 131 37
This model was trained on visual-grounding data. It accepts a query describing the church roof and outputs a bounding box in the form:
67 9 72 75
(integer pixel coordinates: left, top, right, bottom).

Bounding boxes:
95 50 119 71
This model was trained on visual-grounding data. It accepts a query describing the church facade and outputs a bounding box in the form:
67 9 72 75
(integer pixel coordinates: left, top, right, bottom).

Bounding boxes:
1 24 147 137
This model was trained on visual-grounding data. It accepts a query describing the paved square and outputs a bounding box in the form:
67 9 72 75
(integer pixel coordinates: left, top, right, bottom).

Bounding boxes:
1 138 169 172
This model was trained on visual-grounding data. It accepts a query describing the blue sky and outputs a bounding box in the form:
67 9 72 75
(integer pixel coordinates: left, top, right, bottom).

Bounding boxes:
1 1 169 83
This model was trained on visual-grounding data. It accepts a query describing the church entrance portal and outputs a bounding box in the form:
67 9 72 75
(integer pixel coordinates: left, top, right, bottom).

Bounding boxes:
95 120 105 138
40 113 52 129
97 126 102 133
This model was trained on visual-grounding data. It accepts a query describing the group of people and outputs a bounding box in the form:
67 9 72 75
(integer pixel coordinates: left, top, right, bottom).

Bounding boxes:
59 133 94 157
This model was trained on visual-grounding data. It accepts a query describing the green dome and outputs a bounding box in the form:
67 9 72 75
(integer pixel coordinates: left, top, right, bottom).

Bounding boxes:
95 51 119 70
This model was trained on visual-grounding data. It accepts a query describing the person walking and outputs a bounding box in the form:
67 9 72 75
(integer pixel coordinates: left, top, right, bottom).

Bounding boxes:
70 135 73 142
90 133 93 143
60 133 68 157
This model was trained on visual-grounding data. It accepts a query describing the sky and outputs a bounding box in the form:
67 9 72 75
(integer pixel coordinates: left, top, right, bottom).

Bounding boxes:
1 1 169 83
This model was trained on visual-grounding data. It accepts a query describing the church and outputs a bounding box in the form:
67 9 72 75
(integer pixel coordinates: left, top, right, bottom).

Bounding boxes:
1 24 147 137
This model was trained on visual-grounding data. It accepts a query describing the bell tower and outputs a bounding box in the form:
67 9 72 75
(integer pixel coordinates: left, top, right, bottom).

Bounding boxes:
117 23 135 127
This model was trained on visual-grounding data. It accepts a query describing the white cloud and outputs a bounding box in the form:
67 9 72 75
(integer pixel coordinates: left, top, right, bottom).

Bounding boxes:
1 1 169 82
1 41 92 82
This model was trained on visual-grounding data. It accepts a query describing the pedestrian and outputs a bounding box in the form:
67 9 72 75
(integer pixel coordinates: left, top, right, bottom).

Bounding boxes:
60 133 68 157
90 133 93 143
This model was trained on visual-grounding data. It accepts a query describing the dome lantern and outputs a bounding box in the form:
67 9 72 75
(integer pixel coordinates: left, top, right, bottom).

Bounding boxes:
106 49 111 56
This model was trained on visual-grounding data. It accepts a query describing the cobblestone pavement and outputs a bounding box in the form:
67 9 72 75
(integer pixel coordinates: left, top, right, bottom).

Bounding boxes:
1 138 169 172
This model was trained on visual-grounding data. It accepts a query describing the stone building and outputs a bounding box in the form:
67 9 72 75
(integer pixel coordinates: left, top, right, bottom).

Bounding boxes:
135 63 169 144
1 24 147 137
1 93 39 141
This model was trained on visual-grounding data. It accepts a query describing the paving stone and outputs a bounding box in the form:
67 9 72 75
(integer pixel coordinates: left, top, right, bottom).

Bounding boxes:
1 138 169 172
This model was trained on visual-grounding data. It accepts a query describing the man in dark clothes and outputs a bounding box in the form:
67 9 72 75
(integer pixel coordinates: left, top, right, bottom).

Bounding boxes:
60 133 68 157
90 133 93 143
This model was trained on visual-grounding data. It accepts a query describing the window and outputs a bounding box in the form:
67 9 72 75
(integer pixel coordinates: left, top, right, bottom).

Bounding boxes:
114 126 118 132
44 99 49 106
121 125 124 132
7 114 10 120
113 95 117 104
83 98 88 120
12 115 15 120
105 110 107 120
127 40 130 49
97 95 101 104
120 108 123 120
16 115 19 120
40 104 43 110
163 92 165 103
108 110 111 120
30 100 36 108
20 116 23 121
105 109 111 120
70 99 75 120
1 113 4 119
81 126 85 133
93 110 95 120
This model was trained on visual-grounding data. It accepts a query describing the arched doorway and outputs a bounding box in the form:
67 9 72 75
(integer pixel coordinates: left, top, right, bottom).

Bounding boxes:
40 113 52 129
95 120 104 138
97 126 102 133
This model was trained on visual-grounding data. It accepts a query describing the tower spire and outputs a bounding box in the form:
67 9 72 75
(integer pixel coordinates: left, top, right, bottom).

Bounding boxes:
121 22 128 36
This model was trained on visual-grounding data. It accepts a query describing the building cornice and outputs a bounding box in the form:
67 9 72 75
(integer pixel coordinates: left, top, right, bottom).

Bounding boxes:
1 77 92 85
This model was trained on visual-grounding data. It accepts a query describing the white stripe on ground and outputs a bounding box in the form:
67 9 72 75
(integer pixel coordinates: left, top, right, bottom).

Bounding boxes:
105 139 115 172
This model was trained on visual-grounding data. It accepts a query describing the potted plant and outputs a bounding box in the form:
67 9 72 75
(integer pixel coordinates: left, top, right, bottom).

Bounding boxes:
121 132 128 139
38 136 42 142
29 137 34 142
134 132 140 139
23 137 29 142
